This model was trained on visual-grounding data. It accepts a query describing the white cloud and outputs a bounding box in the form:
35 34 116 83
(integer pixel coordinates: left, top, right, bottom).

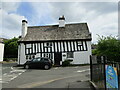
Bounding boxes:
1 0 22 2
2 0 119 2
1 2 26 39
44 2 118 43
1 9 26 38
87 11 118 43
1 2 118 43
2 2 20 12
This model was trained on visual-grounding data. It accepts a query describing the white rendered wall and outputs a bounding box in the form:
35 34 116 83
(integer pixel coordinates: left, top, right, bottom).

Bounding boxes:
0 43 4 62
18 43 26 65
62 53 67 61
73 41 91 64
62 41 91 64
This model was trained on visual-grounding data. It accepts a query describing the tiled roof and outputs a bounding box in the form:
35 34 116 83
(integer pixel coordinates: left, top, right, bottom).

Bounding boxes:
19 23 92 42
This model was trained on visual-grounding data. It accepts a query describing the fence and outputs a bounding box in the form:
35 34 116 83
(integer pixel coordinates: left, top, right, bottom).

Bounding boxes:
90 55 120 89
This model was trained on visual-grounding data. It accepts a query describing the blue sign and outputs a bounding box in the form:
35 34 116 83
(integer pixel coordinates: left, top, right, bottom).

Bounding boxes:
106 65 118 89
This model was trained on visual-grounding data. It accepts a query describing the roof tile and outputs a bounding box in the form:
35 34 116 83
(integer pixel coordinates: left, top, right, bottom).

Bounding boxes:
19 23 91 42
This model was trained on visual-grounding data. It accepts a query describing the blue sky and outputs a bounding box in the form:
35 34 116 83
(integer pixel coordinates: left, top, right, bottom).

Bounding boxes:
1 1 118 43
16 2 55 26
16 2 34 21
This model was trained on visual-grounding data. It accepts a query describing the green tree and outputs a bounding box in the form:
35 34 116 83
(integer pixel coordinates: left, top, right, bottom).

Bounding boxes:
4 37 19 59
95 36 120 62
91 43 98 55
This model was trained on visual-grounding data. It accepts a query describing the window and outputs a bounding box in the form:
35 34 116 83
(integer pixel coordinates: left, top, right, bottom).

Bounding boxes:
32 58 37 62
77 41 82 51
46 42 52 47
44 58 48 61
25 44 32 55
44 53 51 58
37 58 41 61
67 52 73 58
41 58 48 62
26 44 32 48
32 58 41 62
77 41 82 46
32 55 35 59
26 55 29 60
45 53 49 58
29 55 32 59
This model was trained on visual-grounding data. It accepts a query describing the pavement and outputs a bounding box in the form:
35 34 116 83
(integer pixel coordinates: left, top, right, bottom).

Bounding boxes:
1 63 94 90
69 80 93 89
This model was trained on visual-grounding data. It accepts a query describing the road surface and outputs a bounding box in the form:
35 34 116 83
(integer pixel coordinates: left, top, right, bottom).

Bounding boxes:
1 63 91 89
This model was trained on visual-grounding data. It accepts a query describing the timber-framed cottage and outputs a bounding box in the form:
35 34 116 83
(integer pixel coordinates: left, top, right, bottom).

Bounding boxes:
18 16 92 66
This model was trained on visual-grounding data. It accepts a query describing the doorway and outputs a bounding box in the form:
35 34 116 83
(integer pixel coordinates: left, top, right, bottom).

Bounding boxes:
54 52 62 66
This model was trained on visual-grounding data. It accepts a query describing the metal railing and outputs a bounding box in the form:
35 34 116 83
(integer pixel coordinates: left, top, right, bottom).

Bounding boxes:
90 55 120 89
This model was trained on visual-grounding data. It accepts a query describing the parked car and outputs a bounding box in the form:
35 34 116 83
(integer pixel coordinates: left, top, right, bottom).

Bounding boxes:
24 57 53 70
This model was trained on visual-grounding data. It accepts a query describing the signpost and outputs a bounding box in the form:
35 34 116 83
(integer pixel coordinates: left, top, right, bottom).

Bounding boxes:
106 65 119 90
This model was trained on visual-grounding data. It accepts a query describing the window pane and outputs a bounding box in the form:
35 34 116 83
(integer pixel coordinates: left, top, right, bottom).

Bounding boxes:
37 58 41 61
67 52 73 58
26 44 31 48
32 58 37 62
77 41 82 45
44 59 48 61
46 42 52 46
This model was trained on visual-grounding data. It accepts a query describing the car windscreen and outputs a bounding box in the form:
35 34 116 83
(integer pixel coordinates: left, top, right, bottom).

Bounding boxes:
32 58 41 62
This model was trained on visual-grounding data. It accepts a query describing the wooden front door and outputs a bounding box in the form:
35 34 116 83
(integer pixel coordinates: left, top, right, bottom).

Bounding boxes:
54 52 62 66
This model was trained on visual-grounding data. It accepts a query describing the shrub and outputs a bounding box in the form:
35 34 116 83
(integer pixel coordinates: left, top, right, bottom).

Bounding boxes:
62 59 73 67
62 60 70 67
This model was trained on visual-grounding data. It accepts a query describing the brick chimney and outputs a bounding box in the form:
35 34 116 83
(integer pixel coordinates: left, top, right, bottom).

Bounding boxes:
59 15 65 27
22 20 27 37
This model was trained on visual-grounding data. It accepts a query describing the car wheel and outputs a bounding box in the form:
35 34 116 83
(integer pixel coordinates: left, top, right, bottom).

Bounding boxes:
44 65 50 70
25 65 29 69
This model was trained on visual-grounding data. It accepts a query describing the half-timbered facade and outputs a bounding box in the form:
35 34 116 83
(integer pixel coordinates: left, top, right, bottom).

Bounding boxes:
18 16 92 65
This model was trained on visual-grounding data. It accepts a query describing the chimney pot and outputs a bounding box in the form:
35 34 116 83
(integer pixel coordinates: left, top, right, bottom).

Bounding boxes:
59 15 65 20
22 20 28 23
